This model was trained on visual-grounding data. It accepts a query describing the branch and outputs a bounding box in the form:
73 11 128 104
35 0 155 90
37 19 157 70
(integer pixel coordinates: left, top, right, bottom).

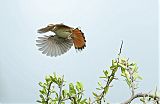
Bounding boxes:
117 40 123 63
91 67 118 104
127 67 135 97
121 93 160 104
99 73 115 104
91 41 124 104
58 75 64 104
46 82 52 104
61 90 84 101
118 40 123 56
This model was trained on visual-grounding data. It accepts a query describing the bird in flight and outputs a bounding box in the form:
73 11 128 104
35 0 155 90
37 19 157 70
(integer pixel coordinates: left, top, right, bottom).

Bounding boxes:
36 23 86 57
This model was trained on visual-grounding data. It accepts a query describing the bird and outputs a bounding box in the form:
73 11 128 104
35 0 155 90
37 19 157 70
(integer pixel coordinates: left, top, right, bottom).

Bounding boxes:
36 23 86 57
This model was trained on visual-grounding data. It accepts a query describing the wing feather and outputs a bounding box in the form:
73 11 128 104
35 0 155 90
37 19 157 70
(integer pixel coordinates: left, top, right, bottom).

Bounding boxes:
36 35 73 57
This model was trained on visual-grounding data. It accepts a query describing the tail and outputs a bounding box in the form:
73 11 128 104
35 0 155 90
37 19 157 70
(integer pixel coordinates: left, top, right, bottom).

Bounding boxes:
71 28 86 50
36 35 73 57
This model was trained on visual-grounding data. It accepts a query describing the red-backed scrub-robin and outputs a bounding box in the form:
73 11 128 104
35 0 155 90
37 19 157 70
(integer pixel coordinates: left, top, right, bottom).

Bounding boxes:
36 23 86 57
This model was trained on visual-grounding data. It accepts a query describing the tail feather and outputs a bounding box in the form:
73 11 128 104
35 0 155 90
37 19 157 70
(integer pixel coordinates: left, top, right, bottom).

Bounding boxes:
71 28 86 50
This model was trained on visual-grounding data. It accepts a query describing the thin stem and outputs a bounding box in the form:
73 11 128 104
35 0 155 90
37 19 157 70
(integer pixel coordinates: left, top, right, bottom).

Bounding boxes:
121 93 160 104
61 90 84 101
91 68 118 104
46 82 52 104
127 68 135 97
91 41 124 104
98 41 123 103
118 40 123 56
58 75 64 104
118 40 123 63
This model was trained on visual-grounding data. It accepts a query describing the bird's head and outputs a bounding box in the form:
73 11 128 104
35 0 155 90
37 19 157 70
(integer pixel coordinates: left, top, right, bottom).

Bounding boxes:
37 24 55 33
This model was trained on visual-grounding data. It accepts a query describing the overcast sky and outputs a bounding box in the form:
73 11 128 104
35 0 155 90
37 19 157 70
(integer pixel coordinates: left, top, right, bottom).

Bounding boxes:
0 0 158 103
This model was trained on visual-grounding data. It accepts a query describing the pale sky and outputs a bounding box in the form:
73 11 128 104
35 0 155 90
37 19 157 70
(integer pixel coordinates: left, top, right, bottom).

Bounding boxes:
0 0 158 103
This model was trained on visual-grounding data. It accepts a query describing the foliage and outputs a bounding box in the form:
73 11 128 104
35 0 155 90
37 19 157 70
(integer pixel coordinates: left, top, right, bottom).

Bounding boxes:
37 73 88 104
37 42 160 104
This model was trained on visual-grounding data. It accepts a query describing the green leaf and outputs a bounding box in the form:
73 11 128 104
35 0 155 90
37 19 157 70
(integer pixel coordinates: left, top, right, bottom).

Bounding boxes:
50 73 58 84
45 75 51 82
62 89 68 98
58 77 62 84
69 83 76 95
110 65 117 70
39 94 45 102
39 89 46 95
125 79 131 87
140 98 145 103
61 102 65 104
98 81 102 87
132 64 138 72
55 92 58 98
121 72 125 77
80 99 87 104
96 87 102 90
118 63 126 69
50 75 56 83
104 86 109 94
124 70 130 78
133 73 140 80
99 76 107 79
112 59 117 66
40 94 43 98
42 100 47 104
92 92 99 97
103 70 108 77
39 82 44 87
121 67 125 73
36 100 42 103
76 82 83 91
137 76 143 80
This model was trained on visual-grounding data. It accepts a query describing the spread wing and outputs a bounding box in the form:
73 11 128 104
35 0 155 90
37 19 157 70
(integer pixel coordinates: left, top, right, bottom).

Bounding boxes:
37 24 72 34
37 25 54 33
36 35 73 57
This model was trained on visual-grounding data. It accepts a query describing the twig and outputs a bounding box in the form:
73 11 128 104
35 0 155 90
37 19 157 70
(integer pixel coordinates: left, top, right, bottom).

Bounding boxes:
118 40 123 56
61 90 84 102
91 41 124 104
58 75 64 104
127 67 135 97
155 87 159 104
121 93 160 104
117 40 123 63
46 82 52 104
91 68 118 104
